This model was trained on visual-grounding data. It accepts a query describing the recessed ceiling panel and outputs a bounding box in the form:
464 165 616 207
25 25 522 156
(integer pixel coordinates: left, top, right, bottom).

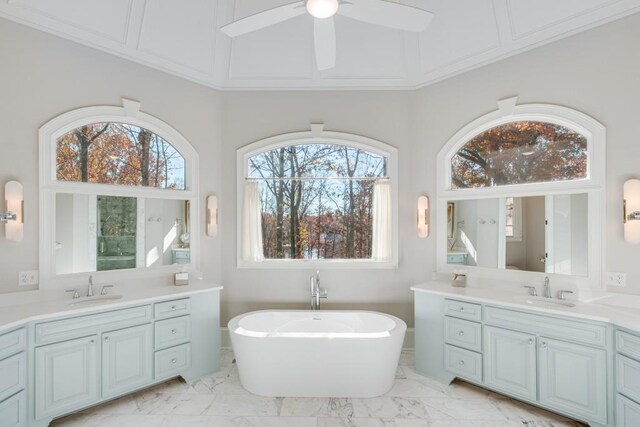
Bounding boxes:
320 16 407 79
11 0 132 43
228 14 314 80
507 0 623 39
138 0 217 75
419 0 500 73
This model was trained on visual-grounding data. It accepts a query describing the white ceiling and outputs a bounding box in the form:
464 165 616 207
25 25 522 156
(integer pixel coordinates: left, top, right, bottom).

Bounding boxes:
1 0 639 90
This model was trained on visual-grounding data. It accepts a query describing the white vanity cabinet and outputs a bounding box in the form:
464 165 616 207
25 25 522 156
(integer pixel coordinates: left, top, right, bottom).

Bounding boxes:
415 292 611 426
0 328 28 426
616 329 640 426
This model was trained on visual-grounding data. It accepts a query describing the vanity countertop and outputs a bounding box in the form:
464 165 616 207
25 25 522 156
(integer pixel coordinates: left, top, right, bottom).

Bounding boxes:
411 280 640 332
0 280 222 334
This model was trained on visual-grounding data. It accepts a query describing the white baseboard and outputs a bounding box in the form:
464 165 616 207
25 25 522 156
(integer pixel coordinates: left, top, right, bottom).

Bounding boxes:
220 327 415 350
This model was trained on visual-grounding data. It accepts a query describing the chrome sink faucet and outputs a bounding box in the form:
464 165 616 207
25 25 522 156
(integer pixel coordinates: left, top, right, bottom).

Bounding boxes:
543 276 552 299
87 275 95 297
310 270 327 310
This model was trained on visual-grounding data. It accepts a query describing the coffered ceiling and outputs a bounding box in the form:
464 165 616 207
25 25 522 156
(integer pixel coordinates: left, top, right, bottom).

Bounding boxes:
1 0 639 90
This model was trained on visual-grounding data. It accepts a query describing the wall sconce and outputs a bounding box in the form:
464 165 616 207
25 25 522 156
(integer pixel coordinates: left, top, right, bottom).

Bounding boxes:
2 181 23 243
206 194 218 237
417 195 429 238
624 179 640 244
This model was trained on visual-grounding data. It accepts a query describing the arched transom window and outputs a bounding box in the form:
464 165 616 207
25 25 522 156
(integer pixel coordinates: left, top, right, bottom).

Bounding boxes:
451 121 588 189
56 122 186 190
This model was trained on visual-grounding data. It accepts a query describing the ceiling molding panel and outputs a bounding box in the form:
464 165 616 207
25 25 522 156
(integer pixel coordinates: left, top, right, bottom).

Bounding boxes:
1 0 639 89
1 0 133 45
419 0 501 74
137 0 217 76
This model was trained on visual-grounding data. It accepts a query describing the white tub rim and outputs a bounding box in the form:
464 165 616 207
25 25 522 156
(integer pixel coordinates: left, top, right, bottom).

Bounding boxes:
228 309 407 339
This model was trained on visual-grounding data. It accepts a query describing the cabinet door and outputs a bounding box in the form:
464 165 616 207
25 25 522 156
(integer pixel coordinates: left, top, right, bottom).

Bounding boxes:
484 326 537 401
102 323 153 399
539 337 607 425
35 335 99 420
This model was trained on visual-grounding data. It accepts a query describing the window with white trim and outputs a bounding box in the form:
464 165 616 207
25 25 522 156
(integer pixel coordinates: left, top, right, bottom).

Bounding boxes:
238 129 398 267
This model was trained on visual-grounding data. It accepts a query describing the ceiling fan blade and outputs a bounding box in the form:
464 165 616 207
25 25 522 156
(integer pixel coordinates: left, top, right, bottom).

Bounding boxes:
339 0 433 32
220 1 305 37
314 17 336 70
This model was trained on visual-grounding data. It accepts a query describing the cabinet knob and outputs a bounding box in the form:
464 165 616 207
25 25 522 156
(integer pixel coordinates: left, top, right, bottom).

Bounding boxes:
541 342 547 348
104 336 109 342
458 330 465 336
458 360 465 366
171 358 177 364
90 339 95 344
171 329 177 334
171 305 177 310
528 339 534 345
459 307 465 311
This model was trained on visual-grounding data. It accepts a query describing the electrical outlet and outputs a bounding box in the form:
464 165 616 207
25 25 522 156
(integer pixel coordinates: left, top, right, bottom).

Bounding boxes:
606 272 626 287
18 270 39 286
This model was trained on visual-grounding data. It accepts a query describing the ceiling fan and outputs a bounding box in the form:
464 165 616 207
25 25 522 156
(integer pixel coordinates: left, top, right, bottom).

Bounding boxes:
220 0 433 70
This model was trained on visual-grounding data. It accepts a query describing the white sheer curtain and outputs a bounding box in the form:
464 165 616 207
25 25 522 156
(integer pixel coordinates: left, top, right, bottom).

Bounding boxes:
242 180 264 261
371 180 392 261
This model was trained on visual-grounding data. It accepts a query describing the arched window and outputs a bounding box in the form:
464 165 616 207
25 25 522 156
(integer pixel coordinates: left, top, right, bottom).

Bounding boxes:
56 122 185 189
237 126 398 268
451 121 588 189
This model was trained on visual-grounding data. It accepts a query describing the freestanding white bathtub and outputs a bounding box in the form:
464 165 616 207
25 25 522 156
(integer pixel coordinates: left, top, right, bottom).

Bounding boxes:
228 310 407 397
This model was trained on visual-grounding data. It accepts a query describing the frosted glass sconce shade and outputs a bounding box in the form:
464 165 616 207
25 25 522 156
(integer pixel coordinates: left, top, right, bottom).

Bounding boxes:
624 179 640 244
3 181 23 243
306 0 339 18
417 195 429 238
206 194 218 237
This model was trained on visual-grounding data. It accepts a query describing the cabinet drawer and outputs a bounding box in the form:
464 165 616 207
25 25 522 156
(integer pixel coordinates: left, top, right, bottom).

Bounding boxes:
154 298 190 320
0 353 26 402
35 305 152 345
0 329 26 360
444 344 482 383
617 394 640 427
444 316 482 352
484 306 606 347
0 390 26 427
617 330 640 361
155 315 191 350
444 299 482 322
155 343 191 380
618 354 640 403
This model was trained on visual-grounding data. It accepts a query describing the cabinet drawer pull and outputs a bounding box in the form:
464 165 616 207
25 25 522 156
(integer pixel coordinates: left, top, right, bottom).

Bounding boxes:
459 307 465 311
171 329 177 334
458 360 465 366
171 358 177 364
458 330 465 336
528 339 534 345
171 305 177 310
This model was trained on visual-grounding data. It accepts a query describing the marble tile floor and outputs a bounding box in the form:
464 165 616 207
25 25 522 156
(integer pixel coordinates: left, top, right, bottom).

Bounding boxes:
52 349 586 427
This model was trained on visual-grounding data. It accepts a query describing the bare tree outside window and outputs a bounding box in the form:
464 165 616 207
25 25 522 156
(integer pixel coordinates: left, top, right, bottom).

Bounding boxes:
56 123 186 189
248 144 386 260
451 121 587 189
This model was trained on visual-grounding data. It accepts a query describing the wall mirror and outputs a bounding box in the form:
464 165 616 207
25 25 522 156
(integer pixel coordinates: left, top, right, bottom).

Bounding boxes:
39 99 200 287
436 98 605 290
55 194 191 274
447 194 588 276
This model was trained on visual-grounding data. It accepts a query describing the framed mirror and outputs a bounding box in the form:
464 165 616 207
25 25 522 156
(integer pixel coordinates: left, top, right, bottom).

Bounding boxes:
436 99 605 290
39 100 200 287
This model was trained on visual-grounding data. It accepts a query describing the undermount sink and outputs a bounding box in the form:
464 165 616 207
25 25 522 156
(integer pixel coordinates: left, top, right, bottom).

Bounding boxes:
514 295 576 308
67 294 123 306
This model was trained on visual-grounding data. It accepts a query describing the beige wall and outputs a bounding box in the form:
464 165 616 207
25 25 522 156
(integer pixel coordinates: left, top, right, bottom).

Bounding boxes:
1 13 640 327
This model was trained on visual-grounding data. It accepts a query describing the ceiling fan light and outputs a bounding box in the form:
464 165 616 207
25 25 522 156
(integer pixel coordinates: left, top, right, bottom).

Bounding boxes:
306 0 339 19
